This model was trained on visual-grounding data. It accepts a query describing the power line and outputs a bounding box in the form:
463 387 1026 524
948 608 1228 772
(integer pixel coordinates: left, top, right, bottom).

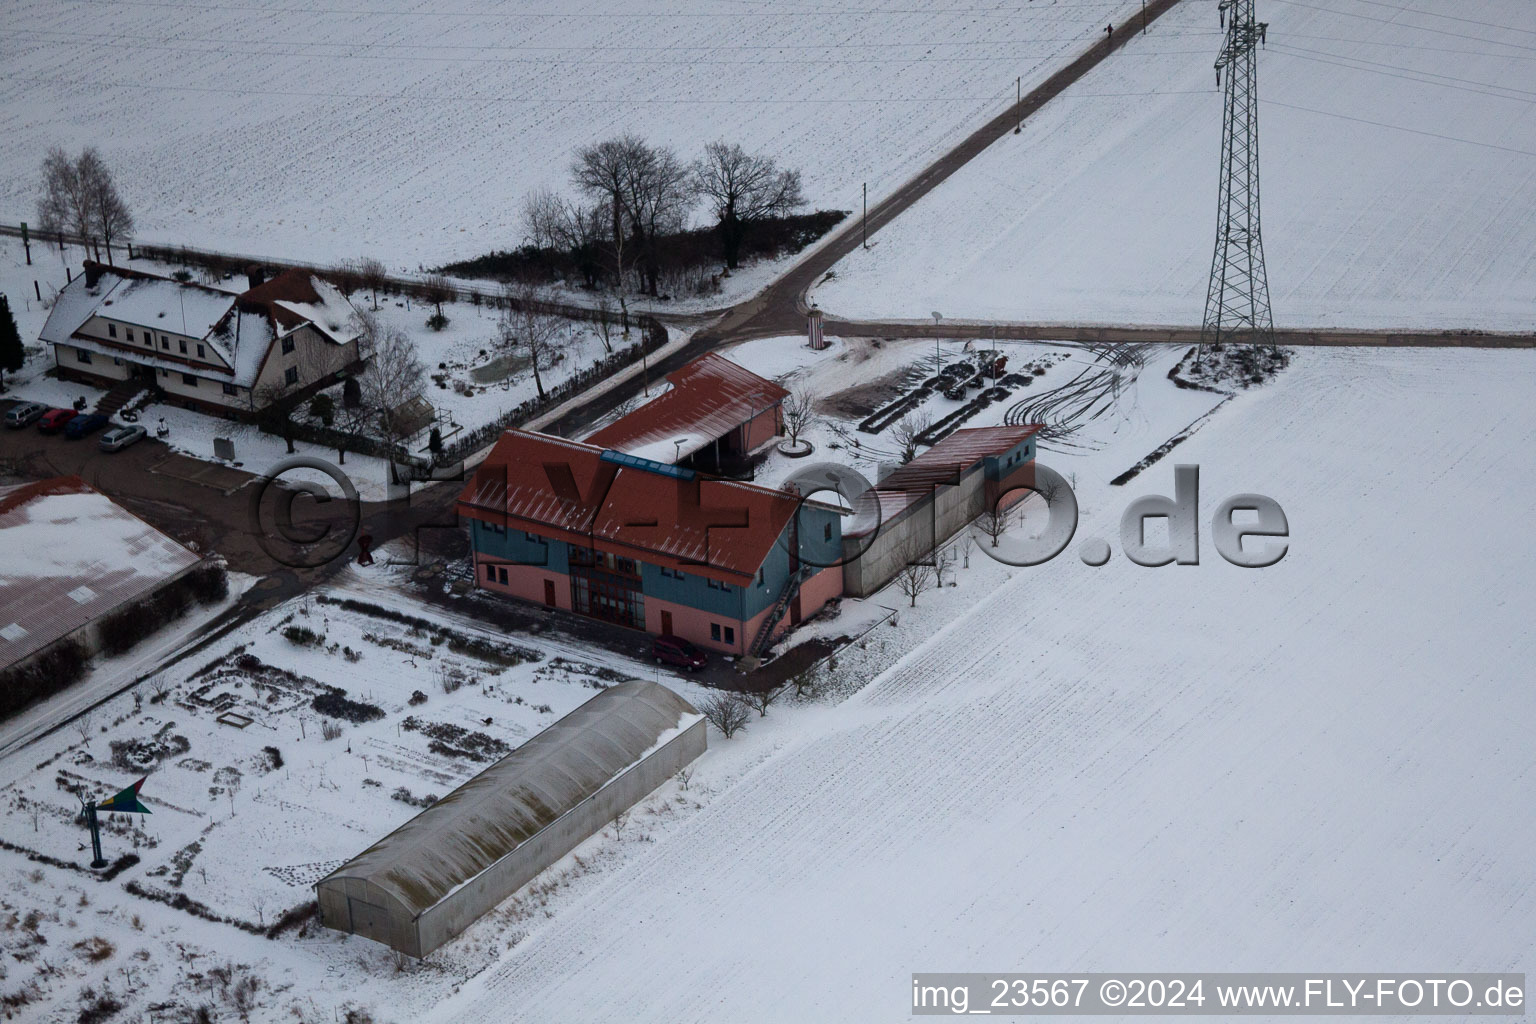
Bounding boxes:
1269 0 1536 52
9 26 1224 51
56 0 1136 17
1269 44 1536 104
0 33 1224 67
1344 0 1536 38
9 73 1045 104
1262 98 1536 158
1279 30 1536 61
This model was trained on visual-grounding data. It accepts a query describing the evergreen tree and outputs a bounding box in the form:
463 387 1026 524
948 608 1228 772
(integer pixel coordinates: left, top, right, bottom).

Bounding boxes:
0 294 24 387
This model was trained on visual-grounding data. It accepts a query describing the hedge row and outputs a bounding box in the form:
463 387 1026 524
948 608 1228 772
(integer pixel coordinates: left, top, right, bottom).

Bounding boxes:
97 563 229 657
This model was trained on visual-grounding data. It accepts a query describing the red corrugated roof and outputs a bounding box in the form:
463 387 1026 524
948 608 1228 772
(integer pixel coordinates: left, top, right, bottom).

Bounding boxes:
843 425 1042 538
582 352 789 462
457 430 801 583
0 476 205 669
876 425 1041 493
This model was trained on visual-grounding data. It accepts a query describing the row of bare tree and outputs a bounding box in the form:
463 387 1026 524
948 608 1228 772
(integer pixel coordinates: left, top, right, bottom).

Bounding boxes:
525 137 804 304
36 147 134 265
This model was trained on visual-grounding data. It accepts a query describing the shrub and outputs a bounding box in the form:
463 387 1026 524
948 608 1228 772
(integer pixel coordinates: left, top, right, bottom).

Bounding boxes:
263 745 284 770
282 625 324 647
408 690 427 706
0 638 89 719
96 606 144 656
184 564 228 604
342 376 362 408
308 393 335 425
320 721 343 741
426 312 450 331
312 688 384 723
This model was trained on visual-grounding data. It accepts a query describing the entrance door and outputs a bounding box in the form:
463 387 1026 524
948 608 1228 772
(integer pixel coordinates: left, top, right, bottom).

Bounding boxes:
543 579 556 606
660 610 673 635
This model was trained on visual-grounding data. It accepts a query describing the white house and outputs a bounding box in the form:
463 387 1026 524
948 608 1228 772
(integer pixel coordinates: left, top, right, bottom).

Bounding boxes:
41 262 367 417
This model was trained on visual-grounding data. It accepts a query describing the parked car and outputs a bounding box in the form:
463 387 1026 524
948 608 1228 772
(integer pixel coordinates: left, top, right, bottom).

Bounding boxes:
98 424 147 452
63 413 109 439
37 408 78 434
652 635 707 671
4 401 48 428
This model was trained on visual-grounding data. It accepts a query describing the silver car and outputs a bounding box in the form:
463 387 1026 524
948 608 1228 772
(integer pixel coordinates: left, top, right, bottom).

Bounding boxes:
3 401 47 428
98 424 147 452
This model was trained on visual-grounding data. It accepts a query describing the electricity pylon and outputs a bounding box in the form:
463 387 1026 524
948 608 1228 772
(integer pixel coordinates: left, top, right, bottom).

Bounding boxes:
1201 0 1274 361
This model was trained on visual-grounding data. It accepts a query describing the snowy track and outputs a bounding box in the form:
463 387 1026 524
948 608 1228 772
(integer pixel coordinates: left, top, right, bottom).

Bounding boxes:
438 348 1536 1022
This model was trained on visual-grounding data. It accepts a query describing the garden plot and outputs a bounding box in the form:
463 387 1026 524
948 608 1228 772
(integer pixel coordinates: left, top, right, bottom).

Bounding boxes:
295 291 625 457
0 0 1144 265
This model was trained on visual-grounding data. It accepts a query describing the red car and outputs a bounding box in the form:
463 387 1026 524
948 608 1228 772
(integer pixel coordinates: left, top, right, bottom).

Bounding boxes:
652 635 707 671
37 408 78 434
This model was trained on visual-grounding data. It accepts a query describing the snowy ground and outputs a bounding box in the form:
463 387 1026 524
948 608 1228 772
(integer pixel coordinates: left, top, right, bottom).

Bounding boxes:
427 345 1536 1022
0 0 1143 267
814 0 1536 330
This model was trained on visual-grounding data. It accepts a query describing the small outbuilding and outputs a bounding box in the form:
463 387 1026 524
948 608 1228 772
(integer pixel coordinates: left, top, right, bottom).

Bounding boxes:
315 679 704 958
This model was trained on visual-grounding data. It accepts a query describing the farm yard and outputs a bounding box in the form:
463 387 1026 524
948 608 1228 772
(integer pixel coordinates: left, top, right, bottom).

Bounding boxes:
0 0 1146 266
813 0 1536 330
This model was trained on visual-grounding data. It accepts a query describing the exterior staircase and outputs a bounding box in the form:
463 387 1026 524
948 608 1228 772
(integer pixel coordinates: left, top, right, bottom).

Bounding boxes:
94 379 147 418
749 564 816 658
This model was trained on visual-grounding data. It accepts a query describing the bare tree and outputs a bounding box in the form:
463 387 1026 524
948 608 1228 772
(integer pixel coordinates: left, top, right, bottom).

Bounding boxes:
419 274 453 320
977 502 1012 548
36 147 74 251
622 143 694 296
610 809 631 841
693 142 805 269
781 389 817 448
355 258 388 311
932 545 957 588
891 412 931 463
699 692 750 739
38 146 94 256
961 533 975 569
745 685 783 718
572 135 648 259
83 151 133 266
73 710 95 747
500 282 563 400
894 539 938 607
594 291 616 353
355 311 427 477
522 189 605 290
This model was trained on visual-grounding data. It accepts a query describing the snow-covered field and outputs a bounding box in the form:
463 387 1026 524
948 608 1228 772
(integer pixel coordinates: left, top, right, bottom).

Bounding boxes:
1 0 1141 266
814 0 1536 330
430 345 1536 1021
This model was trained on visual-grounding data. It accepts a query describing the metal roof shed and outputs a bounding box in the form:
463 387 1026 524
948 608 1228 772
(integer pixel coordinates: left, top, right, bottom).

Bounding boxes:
316 679 705 958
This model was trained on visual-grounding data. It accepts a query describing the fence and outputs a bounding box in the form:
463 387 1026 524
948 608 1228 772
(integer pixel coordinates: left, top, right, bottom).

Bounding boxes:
436 319 669 464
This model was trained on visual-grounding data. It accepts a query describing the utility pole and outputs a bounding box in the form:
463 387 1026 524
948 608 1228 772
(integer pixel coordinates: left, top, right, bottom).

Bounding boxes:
1014 77 1022 133
862 183 868 248
1200 0 1275 366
